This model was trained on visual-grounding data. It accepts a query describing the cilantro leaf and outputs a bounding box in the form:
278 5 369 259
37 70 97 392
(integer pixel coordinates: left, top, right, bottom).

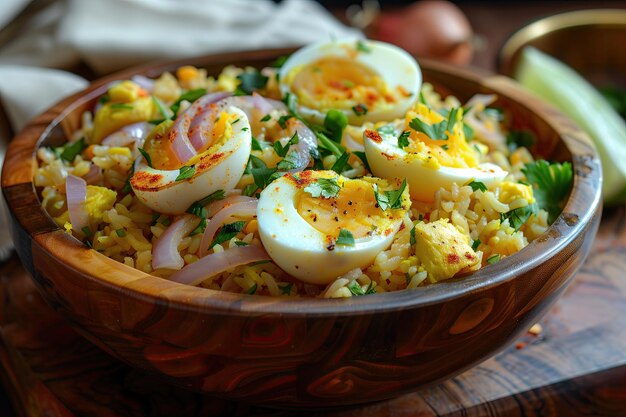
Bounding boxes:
374 179 407 210
397 130 410 148
503 202 538 231
471 239 481 251
189 218 207 236
336 229 355 246
260 114 271 122
277 152 299 171
522 160 573 223
170 88 207 115
60 138 87 162
194 189 225 209
304 177 341 198
316 131 345 158
487 254 501 264
251 137 263 151
176 165 195 181
277 115 293 129
236 70 269 95
209 221 246 249
251 165 278 190
409 117 447 140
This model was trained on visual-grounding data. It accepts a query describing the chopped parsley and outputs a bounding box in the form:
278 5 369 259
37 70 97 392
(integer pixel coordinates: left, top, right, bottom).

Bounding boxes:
175 165 195 181
189 218 207 236
522 160 573 223
468 180 487 192
336 229 355 246
115 228 126 237
352 104 368 116
487 254 501 264
234 240 248 247
503 202 538 231
260 114 272 122
330 151 350 174
273 132 299 157
410 224 416 246
316 131 345 158
236 69 269 95
271 55 289 69
251 136 263 151
277 115 293 129
81 226 93 237
374 179 407 211
59 138 87 162
209 221 246 250
121 162 135 195
170 88 208 115
303 177 341 198
276 152 299 171
348 280 376 296
397 130 410 148
471 239 481 251
137 147 152 168
355 40 372 53
409 107 459 141
187 189 225 219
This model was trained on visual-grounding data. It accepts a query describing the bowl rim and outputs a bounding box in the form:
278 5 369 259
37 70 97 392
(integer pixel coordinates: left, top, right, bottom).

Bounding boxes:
498 8 626 76
1 48 602 317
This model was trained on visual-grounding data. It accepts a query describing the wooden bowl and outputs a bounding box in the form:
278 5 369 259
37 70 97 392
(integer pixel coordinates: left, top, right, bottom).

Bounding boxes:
1 49 602 407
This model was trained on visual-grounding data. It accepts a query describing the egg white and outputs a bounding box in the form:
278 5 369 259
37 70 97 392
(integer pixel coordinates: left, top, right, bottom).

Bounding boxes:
256 171 410 284
278 38 422 125
131 106 251 214
364 128 508 202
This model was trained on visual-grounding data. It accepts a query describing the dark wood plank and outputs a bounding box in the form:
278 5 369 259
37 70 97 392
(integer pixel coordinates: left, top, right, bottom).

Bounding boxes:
0 205 624 417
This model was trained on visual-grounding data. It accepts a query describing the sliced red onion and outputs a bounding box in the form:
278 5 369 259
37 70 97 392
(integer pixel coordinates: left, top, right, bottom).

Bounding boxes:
198 200 258 257
172 92 231 154
66 174 88 234
282 119 317 172
131 75 155 92
168 244 271 287
82 164 103 185
102 122 152 147
251 92 285 114
152 214 200 271
205 195 257 218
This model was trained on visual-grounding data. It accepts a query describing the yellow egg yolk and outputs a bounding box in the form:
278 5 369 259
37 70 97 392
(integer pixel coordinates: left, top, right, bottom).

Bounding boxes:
292 173 409 241
144 111 235 170
289 57 395 111
404 103 481 169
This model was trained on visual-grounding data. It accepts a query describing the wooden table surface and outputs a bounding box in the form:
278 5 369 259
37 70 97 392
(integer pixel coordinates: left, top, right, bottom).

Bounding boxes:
2 1 626 416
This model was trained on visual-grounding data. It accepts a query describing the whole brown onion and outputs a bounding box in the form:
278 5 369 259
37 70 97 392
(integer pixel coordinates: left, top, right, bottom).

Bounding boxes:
370 1 474 65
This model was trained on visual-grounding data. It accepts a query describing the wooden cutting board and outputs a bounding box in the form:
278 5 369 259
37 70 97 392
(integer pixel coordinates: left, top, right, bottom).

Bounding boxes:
0 206 625 417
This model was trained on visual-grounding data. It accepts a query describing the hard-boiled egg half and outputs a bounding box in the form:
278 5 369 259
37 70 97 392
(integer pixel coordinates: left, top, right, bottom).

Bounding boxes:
364 103 508 202
131 106 251 214
279 38 421 125
257 170 411 284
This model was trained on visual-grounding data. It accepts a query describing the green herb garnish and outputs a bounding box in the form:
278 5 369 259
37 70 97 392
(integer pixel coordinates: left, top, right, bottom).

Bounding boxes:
522 160 573 223
374 179 407 211
503 202 538 231
244 282 257 295
59 138 87 162
397 130 410 149
331 151 350 174
506 130 535 152
137 147 152 168
176 165 195 181
471 239 481 251
356 40 372 53
152 96 174 120
273 132 299 157
115 228 126 237
468 181 487 192
304 177 341 198
109 103 134 110
324 109 348 142
236 70 269 95
209 221 246 249
352 104 368 116
260 114 271 122
336 229 355 246
487 254 501 264
348 280 376 296
352 151 371 172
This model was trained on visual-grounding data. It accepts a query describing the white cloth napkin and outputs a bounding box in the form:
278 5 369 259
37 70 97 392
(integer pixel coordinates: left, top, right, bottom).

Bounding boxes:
0 0 360 260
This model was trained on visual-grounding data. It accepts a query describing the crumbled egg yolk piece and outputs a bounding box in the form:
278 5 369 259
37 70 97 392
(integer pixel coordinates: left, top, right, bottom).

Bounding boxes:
108 80 147 103
413 219 479 281
498 181 535 205
404 103 481 169
85 185 117 223
287 57 396 111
